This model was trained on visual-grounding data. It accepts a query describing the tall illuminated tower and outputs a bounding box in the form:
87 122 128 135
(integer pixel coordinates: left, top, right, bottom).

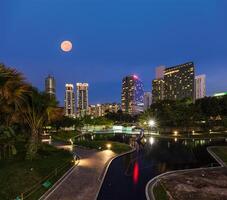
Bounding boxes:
64 84 75 117
76 83 89 117
121 75 144 115
195 74 206 99
45 75 56 98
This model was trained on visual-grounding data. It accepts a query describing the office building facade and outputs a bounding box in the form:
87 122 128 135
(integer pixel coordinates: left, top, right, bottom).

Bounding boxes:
121 75 144 115
164 62 195 101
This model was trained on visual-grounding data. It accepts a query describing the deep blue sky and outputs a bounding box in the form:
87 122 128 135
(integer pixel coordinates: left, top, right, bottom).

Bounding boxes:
1 0 227 105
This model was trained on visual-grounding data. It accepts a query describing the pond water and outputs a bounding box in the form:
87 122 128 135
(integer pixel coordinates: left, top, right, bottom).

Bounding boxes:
97 138 227 200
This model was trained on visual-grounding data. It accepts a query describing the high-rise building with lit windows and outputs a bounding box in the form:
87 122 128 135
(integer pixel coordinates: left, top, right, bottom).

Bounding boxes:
45 75 56 98
195 74 206 99
164 62 195 101
64 84 75 117
76 83 89 117
121 75 144 115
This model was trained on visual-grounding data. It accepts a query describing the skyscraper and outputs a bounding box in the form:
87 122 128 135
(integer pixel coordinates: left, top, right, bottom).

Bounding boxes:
164 62 195 101
64 84 75 117
144 92 152 110
76 83 89 117
195 74 206 99
152 66 165 104
121 75 144 115
45 75 56 98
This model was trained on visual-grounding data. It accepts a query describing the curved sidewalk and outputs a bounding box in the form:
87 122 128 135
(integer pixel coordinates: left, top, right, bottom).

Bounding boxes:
40 147 115 200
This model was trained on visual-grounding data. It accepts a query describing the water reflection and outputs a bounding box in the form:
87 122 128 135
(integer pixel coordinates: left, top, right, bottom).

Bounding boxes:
149 137 154 145
133 162 139 184
98 138 226 200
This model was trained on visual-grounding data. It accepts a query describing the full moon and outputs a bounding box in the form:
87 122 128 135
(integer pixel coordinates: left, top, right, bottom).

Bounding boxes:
61 40 72 52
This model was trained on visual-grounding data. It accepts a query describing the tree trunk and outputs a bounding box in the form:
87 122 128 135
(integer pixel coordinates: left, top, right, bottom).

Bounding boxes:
26 128 39 160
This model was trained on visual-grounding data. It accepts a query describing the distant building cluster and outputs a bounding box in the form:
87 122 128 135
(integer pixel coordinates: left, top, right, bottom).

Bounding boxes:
44 61 211 117
88 103 120 117
44 76 120 118
62 83 89 118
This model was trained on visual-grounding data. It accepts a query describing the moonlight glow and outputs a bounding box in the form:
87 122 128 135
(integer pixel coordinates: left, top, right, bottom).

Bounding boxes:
61 40 72 52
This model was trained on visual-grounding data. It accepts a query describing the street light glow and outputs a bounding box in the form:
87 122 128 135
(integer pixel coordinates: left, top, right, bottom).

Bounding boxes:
173 131 178 136
106 143 112 149
148 120 155 127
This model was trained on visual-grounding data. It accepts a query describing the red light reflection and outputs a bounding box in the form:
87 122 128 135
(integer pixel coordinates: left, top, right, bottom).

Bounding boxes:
133 162 139 184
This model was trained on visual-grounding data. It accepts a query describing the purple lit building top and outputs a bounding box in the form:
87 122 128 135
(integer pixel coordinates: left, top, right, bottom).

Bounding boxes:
121 75 144 115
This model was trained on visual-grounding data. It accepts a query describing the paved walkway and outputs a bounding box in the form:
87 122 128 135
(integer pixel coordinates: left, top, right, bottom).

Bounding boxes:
42 148 115 200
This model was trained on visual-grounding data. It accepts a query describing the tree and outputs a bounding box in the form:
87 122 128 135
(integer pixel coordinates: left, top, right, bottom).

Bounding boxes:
0 64 29 127
52 116 78 131
0 64 64 159
0 126 17 160
0 64 30 159
21 89 59 159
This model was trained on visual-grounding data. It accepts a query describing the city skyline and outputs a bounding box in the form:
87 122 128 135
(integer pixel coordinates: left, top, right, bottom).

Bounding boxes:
1 1 227 199
1 0 227 105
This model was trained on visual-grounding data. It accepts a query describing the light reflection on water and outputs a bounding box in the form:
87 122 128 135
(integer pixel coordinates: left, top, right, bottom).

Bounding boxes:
133 162 139 184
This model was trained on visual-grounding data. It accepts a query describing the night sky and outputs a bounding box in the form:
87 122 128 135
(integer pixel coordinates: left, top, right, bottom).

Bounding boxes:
1 0 227 105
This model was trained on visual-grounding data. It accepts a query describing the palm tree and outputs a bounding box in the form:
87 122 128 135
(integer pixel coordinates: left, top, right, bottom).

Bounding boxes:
0 64 29 126
0 64 61 159
0 64 30 160
22 89 60 159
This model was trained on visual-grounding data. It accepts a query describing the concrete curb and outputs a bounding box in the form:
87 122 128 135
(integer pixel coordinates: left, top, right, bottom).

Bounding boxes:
207 146 227 167
39 155 80 200
95 148 136 200
145 146 226 200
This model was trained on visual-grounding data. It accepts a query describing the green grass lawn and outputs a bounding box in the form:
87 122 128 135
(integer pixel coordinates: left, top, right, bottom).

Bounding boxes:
74 140 132 154
211 146 227 164
0 144 73 200
153 182 169 200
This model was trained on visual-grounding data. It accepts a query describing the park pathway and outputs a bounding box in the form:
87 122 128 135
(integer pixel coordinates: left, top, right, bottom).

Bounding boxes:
41 147 115 200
